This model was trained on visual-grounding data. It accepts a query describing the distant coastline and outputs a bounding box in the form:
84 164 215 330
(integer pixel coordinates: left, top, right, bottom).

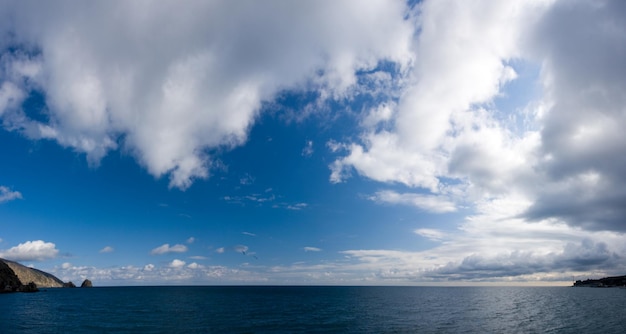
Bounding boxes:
573 275 626 288
0 258 92 293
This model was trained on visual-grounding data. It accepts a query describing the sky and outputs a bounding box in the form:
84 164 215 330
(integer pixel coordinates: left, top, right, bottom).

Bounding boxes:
1 0 626 286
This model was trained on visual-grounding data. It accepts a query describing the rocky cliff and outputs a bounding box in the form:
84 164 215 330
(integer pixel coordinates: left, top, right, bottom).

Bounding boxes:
0 260 23 292
0 258 64 288
573 275 626 287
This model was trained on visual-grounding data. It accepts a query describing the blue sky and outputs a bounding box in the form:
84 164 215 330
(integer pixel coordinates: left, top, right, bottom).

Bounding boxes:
1 0 626 285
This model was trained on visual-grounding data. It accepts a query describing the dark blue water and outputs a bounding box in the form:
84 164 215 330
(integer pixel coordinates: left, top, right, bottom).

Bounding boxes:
1 286 625 333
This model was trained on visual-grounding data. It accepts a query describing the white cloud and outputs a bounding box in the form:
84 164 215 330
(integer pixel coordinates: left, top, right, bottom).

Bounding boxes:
48 262 262 285
369 190 457 213
169 259 186 268
242 232 256 237
286 203 308 211
239 174 255 186
304 247 322 252
326 0 626 237
0 186 22 203
150 243 188 255
414 229 447 241
234 245 249 254
186 237 195 244
0 240 59 261
301 140 314 157
99 246 114 253
331 1 549 195
61 262 71 269
0 0 414 189
215 247 225 254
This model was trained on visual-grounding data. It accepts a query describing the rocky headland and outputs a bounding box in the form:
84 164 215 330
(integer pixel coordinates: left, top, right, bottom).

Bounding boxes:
573 275 626 287
0 258 92 293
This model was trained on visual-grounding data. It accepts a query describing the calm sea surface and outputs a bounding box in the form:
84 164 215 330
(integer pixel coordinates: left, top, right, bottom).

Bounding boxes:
1 286 625 333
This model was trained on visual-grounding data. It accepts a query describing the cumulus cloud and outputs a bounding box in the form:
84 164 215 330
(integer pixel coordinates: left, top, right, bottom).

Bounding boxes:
330 1 540 192
0 186 22 203
338 193 626 283
169 259 186 268
520 0 626 232
326 0 626 238
0 0 414 189
150 243 188 255
49 262 262 285
0 240 59 261
99 246 114 253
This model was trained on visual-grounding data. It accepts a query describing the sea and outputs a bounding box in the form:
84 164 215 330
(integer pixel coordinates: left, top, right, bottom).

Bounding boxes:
1 286 625 333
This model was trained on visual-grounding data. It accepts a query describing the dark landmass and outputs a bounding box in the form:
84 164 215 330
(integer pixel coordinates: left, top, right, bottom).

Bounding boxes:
2 259 64 288
81 279 93 288
0 257 93 293
64 281 77 288
0 260 26 292
573 275 626 287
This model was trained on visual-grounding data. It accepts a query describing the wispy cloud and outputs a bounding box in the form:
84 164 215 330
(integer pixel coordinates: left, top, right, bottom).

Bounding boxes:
150 243 188 255
186 237 195 244
0 186 22 204
224 191 307 211
223 194 275 205
99 246 114 253
0 240 59 261
304 247 322 252
414 229 447 241
285 203 308 211
215 247 225 254
242 232 256 237
369 190 457 213
234 245 249 254
239 173 255 186
302 140 314 157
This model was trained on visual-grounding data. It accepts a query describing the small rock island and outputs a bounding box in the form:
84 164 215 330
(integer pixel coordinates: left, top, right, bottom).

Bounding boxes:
0 258 93 293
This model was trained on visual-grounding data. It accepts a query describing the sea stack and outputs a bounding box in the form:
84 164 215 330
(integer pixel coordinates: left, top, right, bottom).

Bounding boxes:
81 279 93 288
63 281 77 288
